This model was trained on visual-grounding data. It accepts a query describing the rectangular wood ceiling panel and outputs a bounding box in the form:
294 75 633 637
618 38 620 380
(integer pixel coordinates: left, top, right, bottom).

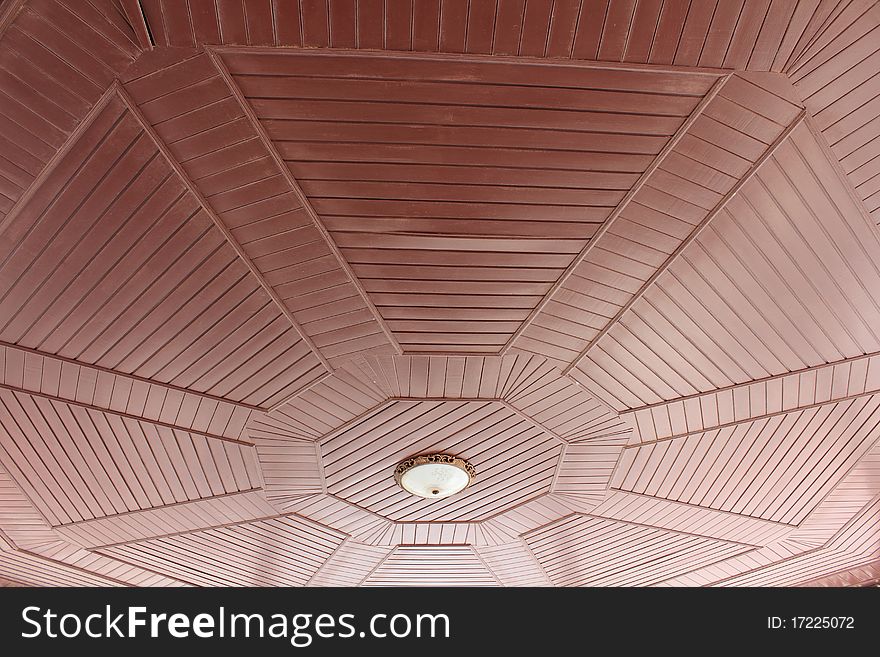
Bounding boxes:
525 514 751 586
514 72 802 369
0 95 324 407
122 50 397 363
611 394 880 525
223 50 716 352
99 515 346 586
138 0 827 71
576 122 880 409
0 389 262 526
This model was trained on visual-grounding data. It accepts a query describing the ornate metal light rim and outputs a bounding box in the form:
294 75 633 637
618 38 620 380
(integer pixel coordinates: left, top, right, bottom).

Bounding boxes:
393 453 476 489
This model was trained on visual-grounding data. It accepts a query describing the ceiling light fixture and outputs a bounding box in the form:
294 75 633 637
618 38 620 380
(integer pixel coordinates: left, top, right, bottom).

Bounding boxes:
394 454 475 499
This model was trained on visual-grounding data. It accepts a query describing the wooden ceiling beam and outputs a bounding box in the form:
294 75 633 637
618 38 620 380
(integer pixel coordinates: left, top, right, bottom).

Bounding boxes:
622 388 880 449
209 43 734 77
0 82 120 239
115 82 335 374
626 348 880 416
0 340 263 411
624 348 880 444
500 74 733 358
563 109 808 378
205 46 403 357
0 380 254 447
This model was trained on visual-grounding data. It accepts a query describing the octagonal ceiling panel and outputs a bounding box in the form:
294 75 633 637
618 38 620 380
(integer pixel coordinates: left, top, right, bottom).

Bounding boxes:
322 399 562 522
223 50 718 352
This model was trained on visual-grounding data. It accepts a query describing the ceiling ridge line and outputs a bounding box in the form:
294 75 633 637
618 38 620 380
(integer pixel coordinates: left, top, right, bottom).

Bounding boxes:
575 511 765 548
824 489 880 551
803 113 880 236
621 386 880 448
499 73 733 358
303 399 394 444
787 438 880 541
498 399 567 444
0 339 264 412
113 81 335 374
26 538 193 587
0 0 23 40
547 443 568 493
303 536 351 587
622 348 880 415
562 108 809 378
604 488 801 529
51 488 266 530
469 543 505 586
89 547 201 587
647 545 763 588
204 46 404 358
0 79 120 240
699 544 828 587
117 0 154 50
477 489 583 528
208 44 734 77
356 543 396 586
84 508 293 550
16 545 133 587
515 537 554 586
0 380 255 446
0 463 59 540
266 369 334 413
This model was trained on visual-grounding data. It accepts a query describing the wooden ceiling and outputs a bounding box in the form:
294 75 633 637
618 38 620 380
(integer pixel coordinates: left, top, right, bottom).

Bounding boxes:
0 0 878 587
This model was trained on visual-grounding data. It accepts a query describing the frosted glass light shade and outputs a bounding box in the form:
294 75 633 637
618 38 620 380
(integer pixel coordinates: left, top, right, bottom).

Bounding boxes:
394 454 475 499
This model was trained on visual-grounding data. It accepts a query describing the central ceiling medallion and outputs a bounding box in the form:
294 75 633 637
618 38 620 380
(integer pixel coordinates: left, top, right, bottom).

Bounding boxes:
394 454 475 499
